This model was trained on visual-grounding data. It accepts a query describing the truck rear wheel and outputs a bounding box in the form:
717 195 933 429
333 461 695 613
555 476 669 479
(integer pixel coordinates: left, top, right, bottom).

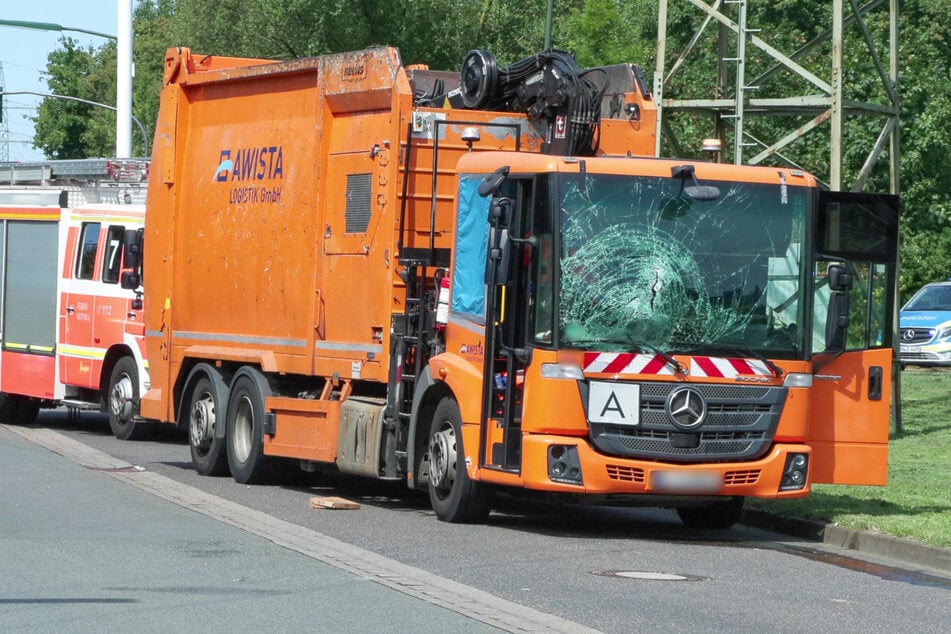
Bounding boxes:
427 397 493 523
226 374 279 484
676 496 745 529
188 376 228 476
108 356 149 440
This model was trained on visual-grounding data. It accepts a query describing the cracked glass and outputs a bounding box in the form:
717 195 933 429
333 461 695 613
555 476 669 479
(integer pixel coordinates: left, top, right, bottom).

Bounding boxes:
556 173 808 359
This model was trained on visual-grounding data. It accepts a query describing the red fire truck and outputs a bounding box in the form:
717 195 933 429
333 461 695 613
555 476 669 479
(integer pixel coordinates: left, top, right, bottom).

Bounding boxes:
0 201 149 439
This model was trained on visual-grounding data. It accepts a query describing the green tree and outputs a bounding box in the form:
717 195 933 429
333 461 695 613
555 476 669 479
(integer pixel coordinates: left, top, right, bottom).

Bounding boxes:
32 37 117 159
32 0 951 304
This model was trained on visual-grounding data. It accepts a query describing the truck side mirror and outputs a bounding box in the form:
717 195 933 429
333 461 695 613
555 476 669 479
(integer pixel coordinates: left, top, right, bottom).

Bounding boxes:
123 227 143 270
485 198 513 286
827 263 853 292
121 271 142 291
824 263 852 351
120 228 144 290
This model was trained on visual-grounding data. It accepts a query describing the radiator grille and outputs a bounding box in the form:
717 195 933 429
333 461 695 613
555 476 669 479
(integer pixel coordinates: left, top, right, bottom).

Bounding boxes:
587 382 786 463
606 464 646 483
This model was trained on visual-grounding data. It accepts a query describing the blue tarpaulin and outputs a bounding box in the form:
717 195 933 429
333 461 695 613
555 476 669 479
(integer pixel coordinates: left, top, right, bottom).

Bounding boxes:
451 177 489 319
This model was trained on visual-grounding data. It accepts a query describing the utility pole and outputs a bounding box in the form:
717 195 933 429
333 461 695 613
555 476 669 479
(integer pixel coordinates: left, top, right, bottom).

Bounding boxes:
116 0 133 158
0 64 8 162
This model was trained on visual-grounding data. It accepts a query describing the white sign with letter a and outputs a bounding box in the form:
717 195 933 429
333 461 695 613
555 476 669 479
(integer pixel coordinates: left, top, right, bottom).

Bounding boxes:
587 382 640 426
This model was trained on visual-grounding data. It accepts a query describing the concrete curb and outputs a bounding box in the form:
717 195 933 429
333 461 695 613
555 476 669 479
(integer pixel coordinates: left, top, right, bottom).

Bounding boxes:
741 508 951 574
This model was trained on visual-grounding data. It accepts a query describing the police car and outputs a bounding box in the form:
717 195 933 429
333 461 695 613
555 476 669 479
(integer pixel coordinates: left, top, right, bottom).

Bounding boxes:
899 280 951 366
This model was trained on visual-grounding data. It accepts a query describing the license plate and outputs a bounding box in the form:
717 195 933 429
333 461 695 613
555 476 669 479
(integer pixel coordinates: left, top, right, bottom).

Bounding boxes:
587 381 640 426
651 470 722 494
900 345 921 354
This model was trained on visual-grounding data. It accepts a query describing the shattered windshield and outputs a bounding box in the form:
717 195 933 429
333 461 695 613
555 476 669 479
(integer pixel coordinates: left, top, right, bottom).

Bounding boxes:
556 173 808 359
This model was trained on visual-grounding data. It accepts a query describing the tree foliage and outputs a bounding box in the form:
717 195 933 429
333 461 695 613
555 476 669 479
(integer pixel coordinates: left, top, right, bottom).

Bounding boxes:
29 0 951 297
32 38 117 159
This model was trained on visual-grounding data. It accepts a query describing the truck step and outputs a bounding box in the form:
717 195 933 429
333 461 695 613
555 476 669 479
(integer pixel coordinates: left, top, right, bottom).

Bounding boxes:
59 400 101 410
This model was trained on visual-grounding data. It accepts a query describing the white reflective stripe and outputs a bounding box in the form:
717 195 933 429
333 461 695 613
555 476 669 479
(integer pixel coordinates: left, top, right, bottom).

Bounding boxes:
315 341 383 354
176 330 308 348
60 279 141 300
621 354 674 375
585 353 619 373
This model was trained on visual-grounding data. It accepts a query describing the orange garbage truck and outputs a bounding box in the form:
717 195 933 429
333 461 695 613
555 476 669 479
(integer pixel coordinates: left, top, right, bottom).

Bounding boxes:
128 46 899 526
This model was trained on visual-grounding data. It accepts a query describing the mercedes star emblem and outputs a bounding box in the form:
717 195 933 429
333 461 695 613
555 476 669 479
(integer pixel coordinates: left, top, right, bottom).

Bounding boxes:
666 387 707 430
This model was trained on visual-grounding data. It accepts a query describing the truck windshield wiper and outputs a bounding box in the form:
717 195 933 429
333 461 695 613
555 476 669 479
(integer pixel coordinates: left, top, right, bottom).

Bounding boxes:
627 337 686 375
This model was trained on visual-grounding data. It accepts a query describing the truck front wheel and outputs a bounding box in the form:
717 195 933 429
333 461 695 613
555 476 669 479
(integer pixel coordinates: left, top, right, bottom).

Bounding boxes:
676 496 745 529
188 376 228 476
226 374 279 484
108 356 149 440
427 397 493 523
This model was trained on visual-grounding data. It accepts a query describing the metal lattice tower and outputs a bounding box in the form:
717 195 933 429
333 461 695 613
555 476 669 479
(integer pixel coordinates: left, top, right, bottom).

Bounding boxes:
655 0 899 194
0 63 9 162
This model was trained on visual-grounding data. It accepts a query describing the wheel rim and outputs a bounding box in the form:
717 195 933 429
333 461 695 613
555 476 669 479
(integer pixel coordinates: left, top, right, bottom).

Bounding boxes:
190 391 215 453
232 394 254 464
110 372 134 423
429 422 456 493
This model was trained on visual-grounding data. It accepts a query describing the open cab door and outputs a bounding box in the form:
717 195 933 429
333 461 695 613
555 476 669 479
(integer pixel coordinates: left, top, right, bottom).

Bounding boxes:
809 192 899 485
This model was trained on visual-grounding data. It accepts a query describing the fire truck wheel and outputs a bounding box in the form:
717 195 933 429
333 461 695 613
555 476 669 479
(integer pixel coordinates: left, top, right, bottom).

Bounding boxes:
188 376 229 476
226 374 279 484
427 397 493 523
676 496 745 529
108 357 149 440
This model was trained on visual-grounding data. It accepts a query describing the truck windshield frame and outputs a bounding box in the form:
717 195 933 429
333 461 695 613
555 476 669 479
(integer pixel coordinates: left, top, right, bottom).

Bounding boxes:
541 172 811 360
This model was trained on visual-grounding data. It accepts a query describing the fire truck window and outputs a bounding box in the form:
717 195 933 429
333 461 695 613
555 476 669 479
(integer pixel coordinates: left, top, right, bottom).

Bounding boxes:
76 223 101 280
103 226 125 284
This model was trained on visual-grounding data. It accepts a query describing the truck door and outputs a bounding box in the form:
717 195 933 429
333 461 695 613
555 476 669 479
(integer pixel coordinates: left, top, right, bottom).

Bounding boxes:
94 224 140 351
481 177 535 473
61 221 101 388
808 192 899 485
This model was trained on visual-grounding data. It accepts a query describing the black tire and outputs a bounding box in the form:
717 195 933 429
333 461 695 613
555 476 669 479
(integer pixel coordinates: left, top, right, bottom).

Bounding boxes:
427 397 493 523
0 393 39 425
188 376 229 476
676 496 745 529
107 356 149 440
226 374 280 484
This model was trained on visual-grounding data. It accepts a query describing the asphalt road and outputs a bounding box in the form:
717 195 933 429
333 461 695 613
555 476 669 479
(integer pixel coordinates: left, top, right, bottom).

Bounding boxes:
5 410 950 633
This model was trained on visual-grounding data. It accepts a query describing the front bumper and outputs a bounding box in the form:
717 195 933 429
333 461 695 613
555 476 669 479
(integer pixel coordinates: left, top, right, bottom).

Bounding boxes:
517 434 812 500
899 343 951 366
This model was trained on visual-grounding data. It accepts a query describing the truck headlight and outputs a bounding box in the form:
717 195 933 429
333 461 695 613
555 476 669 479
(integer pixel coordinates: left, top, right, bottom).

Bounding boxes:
780 452 808 491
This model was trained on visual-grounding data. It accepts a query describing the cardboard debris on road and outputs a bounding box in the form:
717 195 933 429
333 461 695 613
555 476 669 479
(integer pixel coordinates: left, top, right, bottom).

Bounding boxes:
309 496 361 510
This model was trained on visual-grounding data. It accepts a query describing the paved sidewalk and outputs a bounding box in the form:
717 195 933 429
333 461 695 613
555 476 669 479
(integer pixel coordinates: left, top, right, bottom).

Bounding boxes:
0 424 593 633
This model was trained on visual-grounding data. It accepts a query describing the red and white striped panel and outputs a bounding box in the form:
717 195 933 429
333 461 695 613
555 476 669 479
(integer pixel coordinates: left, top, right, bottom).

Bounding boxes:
689 356 772 378
582 352 676 376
